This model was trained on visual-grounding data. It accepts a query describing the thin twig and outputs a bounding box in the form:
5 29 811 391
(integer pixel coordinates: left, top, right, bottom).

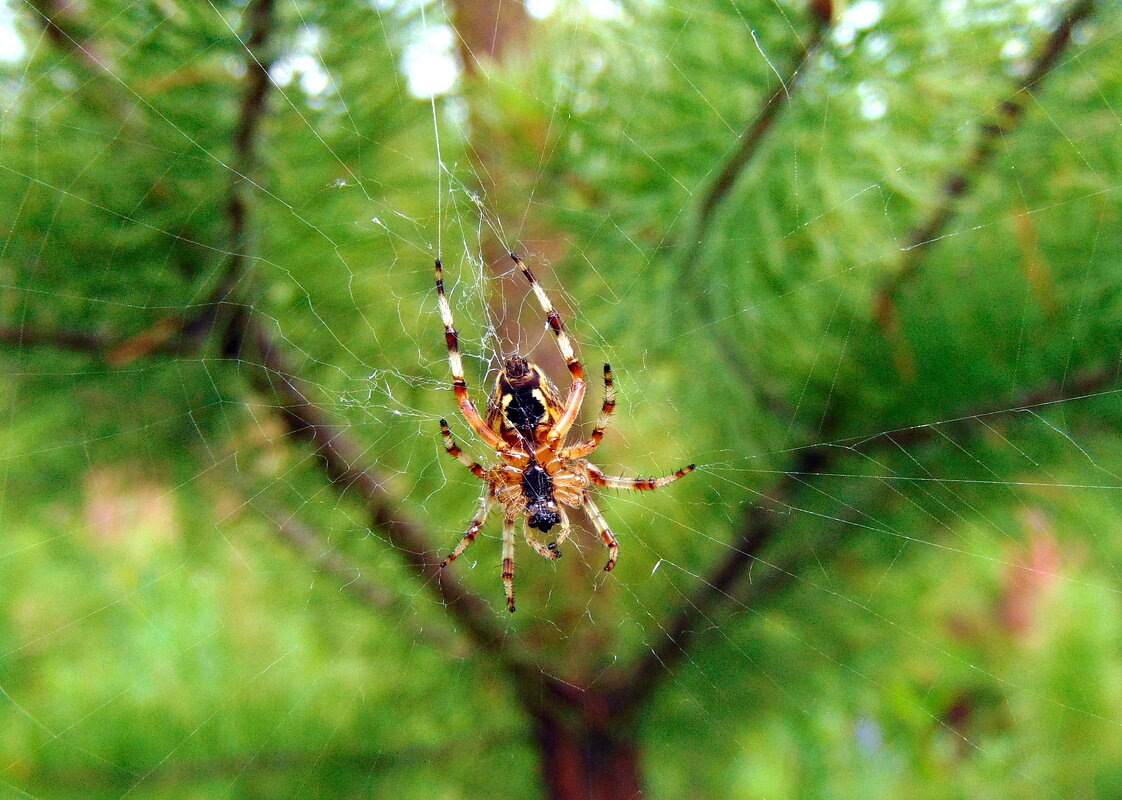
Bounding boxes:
218 0 277 320
610 0 1103 715
26 0 116 76
612 360 1118 712
684 3 832 270
255 502 465 654
0 325 119 353
681 2 833 411
24 0 138 124
873 0 1097 374
607 447 825 712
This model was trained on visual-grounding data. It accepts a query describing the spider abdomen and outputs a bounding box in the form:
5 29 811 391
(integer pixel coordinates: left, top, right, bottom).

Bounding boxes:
487 356 564 446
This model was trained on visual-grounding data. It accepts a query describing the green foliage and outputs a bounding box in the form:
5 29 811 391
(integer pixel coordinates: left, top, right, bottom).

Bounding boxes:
2 0 1122 797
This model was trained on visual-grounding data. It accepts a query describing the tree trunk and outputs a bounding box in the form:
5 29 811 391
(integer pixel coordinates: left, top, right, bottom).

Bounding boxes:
534 715 643 800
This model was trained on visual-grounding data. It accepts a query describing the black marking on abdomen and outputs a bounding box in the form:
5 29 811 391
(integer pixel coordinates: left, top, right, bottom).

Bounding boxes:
505 385 546 434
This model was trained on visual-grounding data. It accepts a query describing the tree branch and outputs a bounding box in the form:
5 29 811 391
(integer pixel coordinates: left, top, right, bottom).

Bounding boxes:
0 325 123 353
685 1 832 266
680 1 833 412
252 501 465 654
220 0 276 308
734 364 1121 609
610 0 1103 715
873 0 1097 375
26 0 116 76
612 360 1119 713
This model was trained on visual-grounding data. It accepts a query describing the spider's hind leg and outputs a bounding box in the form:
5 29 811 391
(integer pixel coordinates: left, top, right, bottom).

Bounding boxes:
547 508 572 556
510 253 586 441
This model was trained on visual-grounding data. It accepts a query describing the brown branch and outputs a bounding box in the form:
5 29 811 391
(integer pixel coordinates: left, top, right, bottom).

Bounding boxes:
26 0 116 76
0 325 117 353
202 0 279 360
223 0 276 283
612 358 1119 714
734 364 1121 612
606 447 826 713
23 0 140 124
610 0 1103 711
245 325 494 633
874 0 1097 372
685 2 832 268
253 501 465 654
680 2 833 412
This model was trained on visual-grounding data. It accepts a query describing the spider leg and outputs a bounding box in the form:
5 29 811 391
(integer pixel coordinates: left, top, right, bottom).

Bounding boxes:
435 260 511 453
581 492 618 572
523 518 563 561
587 462 696 490
561 363 615 459
546 508 572 556
440 495 492 568
509 253 586 442
439 418 485 479
502 517 517 613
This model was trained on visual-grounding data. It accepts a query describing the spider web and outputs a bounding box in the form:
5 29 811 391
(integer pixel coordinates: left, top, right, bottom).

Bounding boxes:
2 0 1122 797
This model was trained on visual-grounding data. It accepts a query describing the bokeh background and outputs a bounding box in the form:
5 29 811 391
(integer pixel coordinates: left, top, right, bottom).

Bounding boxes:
2 0 1122 797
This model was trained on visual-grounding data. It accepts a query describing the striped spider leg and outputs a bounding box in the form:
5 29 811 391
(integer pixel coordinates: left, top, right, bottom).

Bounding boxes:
561 363 615 460
439 492 492 567
434 259 515 456
509 252 586 444
586 463 697 493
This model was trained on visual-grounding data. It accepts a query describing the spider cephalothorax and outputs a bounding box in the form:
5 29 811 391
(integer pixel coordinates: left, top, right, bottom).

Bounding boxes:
521 459 562 533
435 253 694 612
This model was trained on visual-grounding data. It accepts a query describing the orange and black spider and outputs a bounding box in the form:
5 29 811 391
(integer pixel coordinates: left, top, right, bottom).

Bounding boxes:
435 253 695 612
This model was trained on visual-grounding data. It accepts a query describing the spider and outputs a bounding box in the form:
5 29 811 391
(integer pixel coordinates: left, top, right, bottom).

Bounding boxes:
435 253 694 612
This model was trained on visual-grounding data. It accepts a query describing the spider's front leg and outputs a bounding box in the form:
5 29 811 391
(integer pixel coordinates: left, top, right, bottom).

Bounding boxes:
501 517 517 612
439 418 486 479
581 492 619 572
440 495 492 568
562 363 615 460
